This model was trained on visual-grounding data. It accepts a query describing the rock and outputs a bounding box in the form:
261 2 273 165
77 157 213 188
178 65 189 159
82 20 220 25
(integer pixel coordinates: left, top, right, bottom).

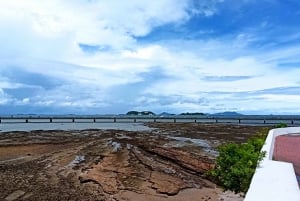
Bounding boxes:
142 146 215 173
150 171 186 195
22 192 34 199
79 150 131 194
70 155 85 165
79 165 119 194
111 142 122 152
126 144 132 150
5 190 26 201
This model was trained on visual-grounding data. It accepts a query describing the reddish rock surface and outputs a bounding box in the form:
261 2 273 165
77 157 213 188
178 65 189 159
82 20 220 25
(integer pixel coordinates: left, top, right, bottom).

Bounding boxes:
0 123 267 200
144 146 215 173
150 171 186 195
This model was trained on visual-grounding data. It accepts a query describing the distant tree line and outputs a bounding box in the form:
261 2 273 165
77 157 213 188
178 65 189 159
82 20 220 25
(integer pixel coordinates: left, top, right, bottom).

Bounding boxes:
126 111 207 116
126 111 156 116
179 112 205 115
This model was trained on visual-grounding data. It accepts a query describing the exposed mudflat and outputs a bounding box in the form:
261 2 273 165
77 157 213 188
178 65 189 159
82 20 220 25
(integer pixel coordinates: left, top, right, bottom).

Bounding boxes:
0 123 270 201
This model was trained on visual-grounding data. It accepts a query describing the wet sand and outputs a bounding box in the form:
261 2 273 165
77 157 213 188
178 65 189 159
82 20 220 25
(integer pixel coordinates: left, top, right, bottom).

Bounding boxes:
0 123 270 201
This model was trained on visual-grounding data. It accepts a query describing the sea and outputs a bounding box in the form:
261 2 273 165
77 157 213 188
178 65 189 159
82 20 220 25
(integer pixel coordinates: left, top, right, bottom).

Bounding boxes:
1 114 300 132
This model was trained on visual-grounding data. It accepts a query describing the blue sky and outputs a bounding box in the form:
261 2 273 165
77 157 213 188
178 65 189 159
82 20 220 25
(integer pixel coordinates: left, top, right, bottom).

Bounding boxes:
1 0 300 115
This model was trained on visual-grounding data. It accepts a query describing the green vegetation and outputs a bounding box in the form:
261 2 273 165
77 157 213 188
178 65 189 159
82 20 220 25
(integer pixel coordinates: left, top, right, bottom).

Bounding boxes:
179 112 205 115
208 128 268 194
141 111 155 115
126 111 139 115
276 122 288 128
126 111 156 115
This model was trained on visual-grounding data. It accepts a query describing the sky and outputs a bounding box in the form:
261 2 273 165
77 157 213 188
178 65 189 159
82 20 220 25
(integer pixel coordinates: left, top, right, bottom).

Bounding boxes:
1 0 300 115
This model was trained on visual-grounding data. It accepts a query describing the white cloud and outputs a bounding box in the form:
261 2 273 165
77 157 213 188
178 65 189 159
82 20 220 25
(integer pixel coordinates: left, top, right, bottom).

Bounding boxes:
0 0 300 114
0 89 12 105
0 0 218 86
0 0 201 55
259 94 300 102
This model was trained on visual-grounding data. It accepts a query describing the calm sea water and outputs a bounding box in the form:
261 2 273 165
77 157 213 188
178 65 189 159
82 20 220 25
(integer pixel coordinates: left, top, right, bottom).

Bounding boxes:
0 123 152 132
1 115 300 132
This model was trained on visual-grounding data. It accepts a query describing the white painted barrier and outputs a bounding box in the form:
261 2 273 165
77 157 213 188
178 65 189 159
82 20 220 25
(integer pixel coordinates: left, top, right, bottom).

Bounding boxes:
245 127 300 201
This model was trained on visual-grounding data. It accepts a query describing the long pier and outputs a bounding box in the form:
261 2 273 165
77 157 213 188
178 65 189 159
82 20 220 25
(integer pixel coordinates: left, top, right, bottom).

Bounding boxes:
0 116 299 125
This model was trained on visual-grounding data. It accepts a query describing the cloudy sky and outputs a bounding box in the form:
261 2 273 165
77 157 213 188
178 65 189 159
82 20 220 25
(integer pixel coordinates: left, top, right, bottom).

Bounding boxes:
0 0 300 115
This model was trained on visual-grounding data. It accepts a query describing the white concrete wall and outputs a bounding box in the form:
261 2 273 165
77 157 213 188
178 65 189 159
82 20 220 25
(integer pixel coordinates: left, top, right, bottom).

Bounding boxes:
244 127 300 201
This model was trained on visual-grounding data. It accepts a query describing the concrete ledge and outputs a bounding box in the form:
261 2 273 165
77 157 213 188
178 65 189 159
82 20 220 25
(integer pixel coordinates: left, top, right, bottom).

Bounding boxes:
245 127 300 201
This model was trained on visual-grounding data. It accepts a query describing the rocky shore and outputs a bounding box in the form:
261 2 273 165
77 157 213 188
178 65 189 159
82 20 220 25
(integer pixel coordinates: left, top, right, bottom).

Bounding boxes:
0 123 270 201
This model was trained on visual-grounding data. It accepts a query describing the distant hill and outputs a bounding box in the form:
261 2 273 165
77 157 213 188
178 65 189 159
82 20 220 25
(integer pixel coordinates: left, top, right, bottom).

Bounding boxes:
126 111 156 116
212 111 244 116
179 112 205 116
159 112 176 116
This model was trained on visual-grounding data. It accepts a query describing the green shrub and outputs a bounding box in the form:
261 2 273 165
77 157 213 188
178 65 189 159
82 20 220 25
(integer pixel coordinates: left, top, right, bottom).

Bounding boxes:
208 129 268 194
276 123 288 128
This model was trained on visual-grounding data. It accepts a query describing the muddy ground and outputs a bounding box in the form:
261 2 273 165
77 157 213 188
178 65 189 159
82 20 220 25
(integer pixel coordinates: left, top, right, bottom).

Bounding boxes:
0 123 271 201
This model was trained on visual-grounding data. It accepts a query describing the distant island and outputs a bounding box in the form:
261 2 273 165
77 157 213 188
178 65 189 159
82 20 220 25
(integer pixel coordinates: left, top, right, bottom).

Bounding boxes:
126 111 156 116
125 111 243 116
7 111 245 117
159 112 176 116
179 112 206 116
212 111 244 116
